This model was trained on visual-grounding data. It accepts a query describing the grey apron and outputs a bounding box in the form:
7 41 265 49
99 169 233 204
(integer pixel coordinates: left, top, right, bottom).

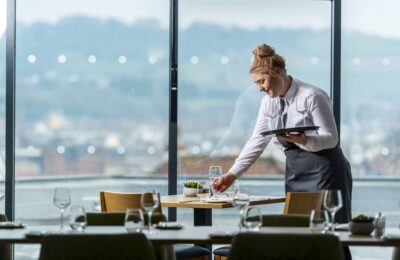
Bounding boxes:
282 140 353 223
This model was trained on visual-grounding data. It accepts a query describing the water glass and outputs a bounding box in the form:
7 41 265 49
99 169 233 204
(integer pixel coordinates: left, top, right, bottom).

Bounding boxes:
224 180 240 199
309 209 329 233
209 166 222 197
243 206 262 231
323 190 343 232
69 206 86 232
374 212 386 237
141 190 160 230
53 187 71 230
232 193 250 229
125 208 144 233
196 181 211 201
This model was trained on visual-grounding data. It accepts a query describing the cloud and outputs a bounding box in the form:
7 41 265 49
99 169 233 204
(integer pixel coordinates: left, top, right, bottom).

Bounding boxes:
4 0 400 39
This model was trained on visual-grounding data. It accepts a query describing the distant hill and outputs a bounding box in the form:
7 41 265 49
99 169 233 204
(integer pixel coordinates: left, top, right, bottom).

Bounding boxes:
0 16 399 128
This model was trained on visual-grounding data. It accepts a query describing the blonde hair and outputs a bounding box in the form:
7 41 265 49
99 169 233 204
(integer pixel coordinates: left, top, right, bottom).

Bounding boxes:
250 44 286 77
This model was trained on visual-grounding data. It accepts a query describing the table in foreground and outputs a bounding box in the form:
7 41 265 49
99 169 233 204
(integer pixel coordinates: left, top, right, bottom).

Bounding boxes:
1 226 400 247
161 194 286 226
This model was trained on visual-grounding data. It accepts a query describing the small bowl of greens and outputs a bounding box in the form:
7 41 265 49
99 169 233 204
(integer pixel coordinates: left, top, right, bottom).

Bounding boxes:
349 214 375 235
183 181 202 197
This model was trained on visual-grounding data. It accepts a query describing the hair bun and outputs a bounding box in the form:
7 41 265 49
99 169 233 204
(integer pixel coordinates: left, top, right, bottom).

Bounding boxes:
253 44 275 59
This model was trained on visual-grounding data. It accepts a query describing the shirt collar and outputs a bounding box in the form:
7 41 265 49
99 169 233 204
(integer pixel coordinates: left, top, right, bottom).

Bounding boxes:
282 76 297 102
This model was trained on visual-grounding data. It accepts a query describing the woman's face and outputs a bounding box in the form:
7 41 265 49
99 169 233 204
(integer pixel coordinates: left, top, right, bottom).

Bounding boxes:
251 72 284 98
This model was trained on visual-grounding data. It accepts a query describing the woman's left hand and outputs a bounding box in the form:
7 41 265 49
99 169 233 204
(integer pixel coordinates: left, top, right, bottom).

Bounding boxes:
276 133 307 145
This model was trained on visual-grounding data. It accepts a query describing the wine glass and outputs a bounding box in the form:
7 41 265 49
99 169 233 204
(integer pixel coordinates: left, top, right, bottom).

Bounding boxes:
196 181 211 201
53 187 71 231
69 205 86 232
125 208 144 233
309 209 329 233
209 166 222 197
243 206 262 232
232 193 250 229
141 190 160 232
323 190 343 232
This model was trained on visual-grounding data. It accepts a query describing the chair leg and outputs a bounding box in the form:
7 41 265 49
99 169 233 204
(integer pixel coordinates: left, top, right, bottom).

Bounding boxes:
214 256 228 260
185 257 209 260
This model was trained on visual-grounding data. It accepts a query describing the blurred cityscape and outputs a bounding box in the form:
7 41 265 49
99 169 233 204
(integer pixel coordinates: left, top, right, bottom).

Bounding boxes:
0 16 400 180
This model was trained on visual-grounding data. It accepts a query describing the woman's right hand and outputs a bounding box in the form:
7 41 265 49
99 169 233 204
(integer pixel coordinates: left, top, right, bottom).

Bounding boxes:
213 172 237 192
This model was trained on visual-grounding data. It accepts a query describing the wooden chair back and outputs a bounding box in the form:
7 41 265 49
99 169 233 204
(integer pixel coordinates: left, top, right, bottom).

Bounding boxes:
283 191 325 215
100 191 162 213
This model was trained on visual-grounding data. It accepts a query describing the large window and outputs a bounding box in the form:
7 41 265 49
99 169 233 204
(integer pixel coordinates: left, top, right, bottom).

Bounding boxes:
178 0 331 176
2 0 399 259
342 0 400 258
177 0 331 224
0 0 6 212
14 0 169 221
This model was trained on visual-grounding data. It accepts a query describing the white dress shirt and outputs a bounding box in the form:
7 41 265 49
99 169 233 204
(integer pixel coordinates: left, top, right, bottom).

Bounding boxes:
229 78 338 178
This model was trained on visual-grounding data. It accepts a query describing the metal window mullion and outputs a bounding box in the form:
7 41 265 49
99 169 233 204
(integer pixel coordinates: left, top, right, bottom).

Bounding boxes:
168 0 178 222
331 0 342 141
5 0 16 222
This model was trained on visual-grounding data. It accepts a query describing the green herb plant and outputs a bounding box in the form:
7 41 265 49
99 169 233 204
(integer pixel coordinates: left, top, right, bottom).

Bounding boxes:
184 181 200 189
351 214 374 223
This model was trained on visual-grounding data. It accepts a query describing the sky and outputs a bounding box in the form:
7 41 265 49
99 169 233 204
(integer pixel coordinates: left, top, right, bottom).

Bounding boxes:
1 0 400 39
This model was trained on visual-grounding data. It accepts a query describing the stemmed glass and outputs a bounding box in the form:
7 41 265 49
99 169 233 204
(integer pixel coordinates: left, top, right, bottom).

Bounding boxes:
209 166 222 197
232 193 250 230
141 190 160 232
53 187 71 231
323 190 343 232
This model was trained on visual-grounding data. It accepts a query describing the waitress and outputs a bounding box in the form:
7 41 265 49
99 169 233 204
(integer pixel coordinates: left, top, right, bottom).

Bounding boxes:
214 43 353 225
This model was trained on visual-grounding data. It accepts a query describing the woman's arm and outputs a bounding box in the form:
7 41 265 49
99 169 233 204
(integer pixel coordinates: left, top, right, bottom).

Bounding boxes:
227 98 272 178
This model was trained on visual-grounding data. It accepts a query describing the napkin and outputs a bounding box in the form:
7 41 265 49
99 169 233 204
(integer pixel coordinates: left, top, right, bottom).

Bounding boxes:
0 221 25 229
155 222 183 230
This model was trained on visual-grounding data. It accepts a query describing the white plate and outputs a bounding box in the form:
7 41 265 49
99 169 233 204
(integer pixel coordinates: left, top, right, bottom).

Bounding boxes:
203 197 232 203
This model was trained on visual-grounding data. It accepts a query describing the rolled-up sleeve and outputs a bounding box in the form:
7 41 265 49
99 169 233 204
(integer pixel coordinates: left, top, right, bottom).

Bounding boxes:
297 93 338 152
229 98 271 178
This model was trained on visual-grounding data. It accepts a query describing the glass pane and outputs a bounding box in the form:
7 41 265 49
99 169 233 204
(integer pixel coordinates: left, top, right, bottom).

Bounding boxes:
0 0 6 213
15 0 168 258
178 0 331 225
342 0 399 258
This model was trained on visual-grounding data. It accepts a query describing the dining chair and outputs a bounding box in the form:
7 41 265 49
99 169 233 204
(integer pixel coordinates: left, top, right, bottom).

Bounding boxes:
214 191 323 260
99 191 210 260
86 212 174 260
283 191 325 215
0 214 12 260
100 191 162 213
39 233 157 260
213 214 310 260
228 233 344 260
